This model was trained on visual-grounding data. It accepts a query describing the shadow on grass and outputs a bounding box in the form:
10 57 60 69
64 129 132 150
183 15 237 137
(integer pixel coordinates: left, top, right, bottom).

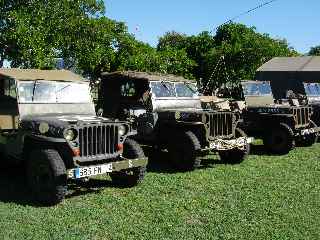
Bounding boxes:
0 165 122 206
66 178 116 199
0 166 35 206
250 144 271 156
143 146 227 174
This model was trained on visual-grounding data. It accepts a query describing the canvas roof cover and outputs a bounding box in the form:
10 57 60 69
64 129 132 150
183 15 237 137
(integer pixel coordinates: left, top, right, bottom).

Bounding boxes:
0 68 86 82
102 71 195 82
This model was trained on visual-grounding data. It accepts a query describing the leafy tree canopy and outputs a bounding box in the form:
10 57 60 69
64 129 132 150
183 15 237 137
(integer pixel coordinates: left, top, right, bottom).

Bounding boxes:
309 46 320 56
157 23 299 92
0 0 195 79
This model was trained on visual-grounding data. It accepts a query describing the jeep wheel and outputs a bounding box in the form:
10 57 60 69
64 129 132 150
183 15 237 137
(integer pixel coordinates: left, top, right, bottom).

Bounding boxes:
26 149 67 205
110 138 146 187
168 131 201 171
296 120 318 147
219 128 250 164
264 123 295 154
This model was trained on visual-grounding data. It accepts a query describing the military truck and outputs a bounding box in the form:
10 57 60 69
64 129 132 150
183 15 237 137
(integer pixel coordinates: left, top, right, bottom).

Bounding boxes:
0 69 147 205
238 80 319 154
97 71 252 171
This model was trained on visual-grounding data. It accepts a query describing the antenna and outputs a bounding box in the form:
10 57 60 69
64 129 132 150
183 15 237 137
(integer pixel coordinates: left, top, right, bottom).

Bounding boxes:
212 0 280 32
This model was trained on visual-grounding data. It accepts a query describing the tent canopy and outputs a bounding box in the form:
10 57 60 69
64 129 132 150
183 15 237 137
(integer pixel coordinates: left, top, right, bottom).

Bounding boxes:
256 57 320 99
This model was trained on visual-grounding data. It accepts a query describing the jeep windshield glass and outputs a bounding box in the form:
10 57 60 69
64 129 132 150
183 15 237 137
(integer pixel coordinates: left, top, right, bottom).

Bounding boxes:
175 82 199 98
18 81 91 103
150 81 176 98
304 83 320 96
242 82 272 96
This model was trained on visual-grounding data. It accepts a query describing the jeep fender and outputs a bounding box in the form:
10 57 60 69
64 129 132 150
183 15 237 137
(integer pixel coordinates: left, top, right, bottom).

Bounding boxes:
158 121 207 146
23 135 74 169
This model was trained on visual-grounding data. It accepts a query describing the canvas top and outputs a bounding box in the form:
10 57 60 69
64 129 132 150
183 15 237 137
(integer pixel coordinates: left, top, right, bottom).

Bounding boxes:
101 71 196 82
0 68 87 82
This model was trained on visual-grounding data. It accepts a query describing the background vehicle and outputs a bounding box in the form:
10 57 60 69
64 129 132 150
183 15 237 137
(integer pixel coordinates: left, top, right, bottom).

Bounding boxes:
239 80 319 154
256 56 320 127
0 68 147 205
97 71 252 171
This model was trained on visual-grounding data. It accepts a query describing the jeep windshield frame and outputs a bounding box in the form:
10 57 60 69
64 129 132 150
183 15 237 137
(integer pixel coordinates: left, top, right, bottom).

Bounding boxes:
150 81 199 99
242 81 273 97
17 80 92 104
303 82 320 97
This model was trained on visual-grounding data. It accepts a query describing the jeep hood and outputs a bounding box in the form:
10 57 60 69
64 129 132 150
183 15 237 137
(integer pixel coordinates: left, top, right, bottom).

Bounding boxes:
152 98 202 111
20 114 116 129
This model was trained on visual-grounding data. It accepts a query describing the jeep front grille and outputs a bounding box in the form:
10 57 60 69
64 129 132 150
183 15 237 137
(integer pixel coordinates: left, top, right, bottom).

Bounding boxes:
78 124 119 157
207 112 234 138
293 107 311 127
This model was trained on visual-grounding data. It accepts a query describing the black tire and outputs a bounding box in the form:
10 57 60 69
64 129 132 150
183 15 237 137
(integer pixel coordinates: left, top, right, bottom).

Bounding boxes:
218 128 250 164
168 131 201 171
264 123 295 154
110 138 146 187
26 149 67 205
296 120 318 147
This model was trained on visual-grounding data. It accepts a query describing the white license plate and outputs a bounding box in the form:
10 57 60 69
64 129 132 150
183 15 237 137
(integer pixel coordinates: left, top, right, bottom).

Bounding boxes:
71 163 113 179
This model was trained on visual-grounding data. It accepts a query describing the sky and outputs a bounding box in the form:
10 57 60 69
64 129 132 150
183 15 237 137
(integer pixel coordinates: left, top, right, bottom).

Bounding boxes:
105 0 320 54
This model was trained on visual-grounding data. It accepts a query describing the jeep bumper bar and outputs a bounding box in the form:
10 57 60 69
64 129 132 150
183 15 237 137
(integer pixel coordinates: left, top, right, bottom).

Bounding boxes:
208 137 254 151
296 127 320 136
67 157 148 179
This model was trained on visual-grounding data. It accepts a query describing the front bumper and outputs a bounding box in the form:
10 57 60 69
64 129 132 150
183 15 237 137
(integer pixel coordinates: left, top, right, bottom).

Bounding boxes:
208 137 254 151
296 126 320 136
67 157 148 179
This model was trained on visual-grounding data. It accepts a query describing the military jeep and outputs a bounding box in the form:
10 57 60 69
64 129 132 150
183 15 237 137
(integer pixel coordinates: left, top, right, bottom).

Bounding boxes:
0 69 147 205
239 80 319 154
97 71 252 170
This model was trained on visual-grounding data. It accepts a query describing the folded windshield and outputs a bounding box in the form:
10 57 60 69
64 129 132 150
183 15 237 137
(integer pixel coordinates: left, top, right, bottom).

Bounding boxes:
242 82 272 96
304 83 320 96
18 81 91 103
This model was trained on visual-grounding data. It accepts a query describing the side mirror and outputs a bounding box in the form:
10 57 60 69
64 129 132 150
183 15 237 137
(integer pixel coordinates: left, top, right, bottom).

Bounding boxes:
97 108 103 117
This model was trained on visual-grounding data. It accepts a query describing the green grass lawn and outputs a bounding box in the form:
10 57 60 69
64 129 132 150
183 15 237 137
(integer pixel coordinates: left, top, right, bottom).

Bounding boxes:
0 144 319 240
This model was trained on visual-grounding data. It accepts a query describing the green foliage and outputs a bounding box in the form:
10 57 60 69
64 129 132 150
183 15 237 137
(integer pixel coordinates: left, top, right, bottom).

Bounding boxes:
206 23 299 90
157 23 299 92
0 3 302 86
115 38 196 79
0 0 195 80
309 46 320 56
0 0 106 70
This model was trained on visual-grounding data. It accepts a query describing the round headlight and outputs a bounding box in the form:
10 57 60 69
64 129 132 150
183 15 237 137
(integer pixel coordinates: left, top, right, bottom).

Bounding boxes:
64 128 77 141
118 125 127 136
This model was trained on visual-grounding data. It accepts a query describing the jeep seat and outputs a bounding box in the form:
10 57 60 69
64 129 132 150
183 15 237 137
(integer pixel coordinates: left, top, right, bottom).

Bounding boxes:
0 96 19 130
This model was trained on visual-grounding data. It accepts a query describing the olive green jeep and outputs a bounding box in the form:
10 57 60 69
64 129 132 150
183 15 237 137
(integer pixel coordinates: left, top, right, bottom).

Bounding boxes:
97 71 253 171
238 80 319 154
0 69 147 205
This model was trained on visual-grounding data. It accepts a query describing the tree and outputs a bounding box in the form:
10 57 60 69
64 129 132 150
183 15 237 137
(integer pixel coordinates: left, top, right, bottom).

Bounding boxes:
0 0 108 73
115 38 196 79
203 23 299 91
158 31 215 81
157 23 299 92
309 46 320 56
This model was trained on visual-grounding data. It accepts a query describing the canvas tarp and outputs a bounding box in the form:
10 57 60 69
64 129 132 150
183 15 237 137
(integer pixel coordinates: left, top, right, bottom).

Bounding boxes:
0 68 86 82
